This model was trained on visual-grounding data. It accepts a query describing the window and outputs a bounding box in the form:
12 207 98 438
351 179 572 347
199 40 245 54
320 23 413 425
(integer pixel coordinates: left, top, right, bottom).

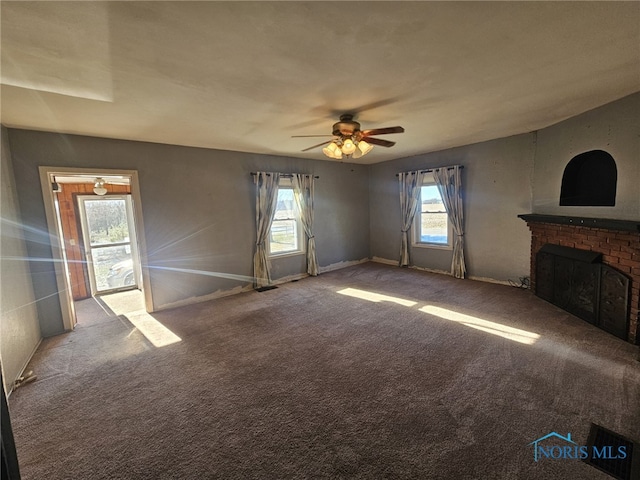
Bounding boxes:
414 174 452 249
269 180 304 256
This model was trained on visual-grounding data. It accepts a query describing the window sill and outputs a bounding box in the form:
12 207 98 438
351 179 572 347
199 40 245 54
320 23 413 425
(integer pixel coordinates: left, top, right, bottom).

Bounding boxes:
412 242 453 251
269 250 306 259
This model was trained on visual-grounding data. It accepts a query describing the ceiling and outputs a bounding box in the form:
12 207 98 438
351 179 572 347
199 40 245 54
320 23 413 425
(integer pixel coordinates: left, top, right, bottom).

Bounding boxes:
1 2 639 165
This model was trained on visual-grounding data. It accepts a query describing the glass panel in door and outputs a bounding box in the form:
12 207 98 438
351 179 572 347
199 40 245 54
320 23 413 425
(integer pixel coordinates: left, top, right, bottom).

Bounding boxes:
78 195 140 294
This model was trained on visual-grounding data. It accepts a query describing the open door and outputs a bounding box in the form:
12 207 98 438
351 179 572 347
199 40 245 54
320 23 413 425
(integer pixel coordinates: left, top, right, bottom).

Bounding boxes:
77 194 141 295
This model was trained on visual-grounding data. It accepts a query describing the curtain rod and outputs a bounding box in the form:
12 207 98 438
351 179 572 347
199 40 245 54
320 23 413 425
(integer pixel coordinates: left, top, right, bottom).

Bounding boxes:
395 165 463 177
250 172 319 178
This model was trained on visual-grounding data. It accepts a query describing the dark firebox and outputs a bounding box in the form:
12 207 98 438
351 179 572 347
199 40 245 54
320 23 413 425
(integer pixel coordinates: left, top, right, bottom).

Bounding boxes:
536 244 630 340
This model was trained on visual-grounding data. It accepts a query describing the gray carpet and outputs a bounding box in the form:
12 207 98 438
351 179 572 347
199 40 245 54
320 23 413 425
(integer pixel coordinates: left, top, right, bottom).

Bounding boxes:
9 262 640 479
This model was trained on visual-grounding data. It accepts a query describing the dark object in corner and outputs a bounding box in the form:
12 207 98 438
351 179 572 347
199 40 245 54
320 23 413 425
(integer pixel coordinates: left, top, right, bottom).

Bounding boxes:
2 370 22 480
255 285 278 292
508 276 530 289
13 370 36 390
584 423 639 480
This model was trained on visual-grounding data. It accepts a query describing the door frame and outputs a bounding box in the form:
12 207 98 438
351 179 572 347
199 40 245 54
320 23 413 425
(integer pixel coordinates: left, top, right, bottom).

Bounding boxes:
38 167 153 331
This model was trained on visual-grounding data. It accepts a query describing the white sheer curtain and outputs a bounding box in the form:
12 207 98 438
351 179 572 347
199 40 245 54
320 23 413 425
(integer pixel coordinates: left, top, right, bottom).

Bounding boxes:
398 170 424 267
433 165 466 278
292 174 319 276
253 172 280 288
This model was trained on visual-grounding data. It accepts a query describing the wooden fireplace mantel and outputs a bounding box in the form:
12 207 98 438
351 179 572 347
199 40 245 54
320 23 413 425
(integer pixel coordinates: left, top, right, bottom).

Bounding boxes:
518 214 640 232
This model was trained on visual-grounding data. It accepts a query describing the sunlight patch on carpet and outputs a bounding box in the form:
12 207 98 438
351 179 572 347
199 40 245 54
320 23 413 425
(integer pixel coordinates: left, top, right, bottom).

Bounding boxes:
420 305 540 345
337 288 417 307
99 291 180 347
125 312 182 347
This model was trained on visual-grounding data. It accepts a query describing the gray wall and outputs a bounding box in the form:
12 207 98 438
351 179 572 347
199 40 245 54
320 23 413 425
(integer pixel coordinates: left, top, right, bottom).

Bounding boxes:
5 93 638 342
7 130 370 335
533 92 640 220
369 134 535 283
1 127 41 391
369 92 640 284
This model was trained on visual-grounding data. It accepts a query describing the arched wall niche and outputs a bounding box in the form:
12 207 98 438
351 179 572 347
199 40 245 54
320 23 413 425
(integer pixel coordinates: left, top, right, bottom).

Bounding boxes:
560 150 617 206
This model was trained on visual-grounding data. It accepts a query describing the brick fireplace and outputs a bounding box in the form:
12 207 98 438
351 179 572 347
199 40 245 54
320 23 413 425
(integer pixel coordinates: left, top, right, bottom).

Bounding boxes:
519 214 640 344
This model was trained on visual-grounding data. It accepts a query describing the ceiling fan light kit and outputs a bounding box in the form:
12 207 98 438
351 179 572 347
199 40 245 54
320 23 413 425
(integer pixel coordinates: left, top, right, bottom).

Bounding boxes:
296 114 405 160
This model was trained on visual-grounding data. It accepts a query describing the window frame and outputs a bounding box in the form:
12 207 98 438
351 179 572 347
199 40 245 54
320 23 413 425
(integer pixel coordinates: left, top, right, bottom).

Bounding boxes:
412 173 453 251
267 178 305 258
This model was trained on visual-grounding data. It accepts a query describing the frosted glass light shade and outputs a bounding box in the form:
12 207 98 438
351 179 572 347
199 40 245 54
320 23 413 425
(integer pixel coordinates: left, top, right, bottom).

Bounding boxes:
341 138 356 155
357 140 373 155
353 140 373 159
93 178 108 195
322 142 342 159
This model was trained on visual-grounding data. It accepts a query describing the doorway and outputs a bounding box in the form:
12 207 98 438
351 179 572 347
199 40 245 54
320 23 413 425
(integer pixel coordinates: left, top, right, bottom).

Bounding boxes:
39 167 153 331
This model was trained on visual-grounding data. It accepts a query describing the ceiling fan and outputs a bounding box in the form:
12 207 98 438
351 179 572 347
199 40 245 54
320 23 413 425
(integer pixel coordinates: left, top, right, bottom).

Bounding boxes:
293 114 405 159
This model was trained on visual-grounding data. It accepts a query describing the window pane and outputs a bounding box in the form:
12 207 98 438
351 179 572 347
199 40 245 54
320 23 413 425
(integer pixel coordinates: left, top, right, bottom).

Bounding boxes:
421 212 448 243
91 246 133 292
419 185 448 244
270 219 297 253
420 186 446 213
84 199 129 246
274 188 295 220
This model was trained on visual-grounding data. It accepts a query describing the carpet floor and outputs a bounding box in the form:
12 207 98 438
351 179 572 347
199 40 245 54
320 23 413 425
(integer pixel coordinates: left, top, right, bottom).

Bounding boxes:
9 262 640 479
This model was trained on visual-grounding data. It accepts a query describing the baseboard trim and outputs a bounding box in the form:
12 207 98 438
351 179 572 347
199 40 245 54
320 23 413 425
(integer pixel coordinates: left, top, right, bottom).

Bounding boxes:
319 258 370 273
468 275 512 286
154 283 254 312
370 257 517 286
271 272 309 285
409 264 452 276
153 273 310 311
370 256 398 266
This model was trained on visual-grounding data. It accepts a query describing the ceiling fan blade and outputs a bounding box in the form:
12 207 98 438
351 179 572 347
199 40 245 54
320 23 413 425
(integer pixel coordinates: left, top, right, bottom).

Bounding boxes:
327 97 401 119
292 135 333 138
363 137 396 148
361 126 405 136
301 140 332 152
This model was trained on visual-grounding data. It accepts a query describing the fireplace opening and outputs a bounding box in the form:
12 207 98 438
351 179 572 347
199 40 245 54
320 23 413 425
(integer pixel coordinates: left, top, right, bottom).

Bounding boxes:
560 150 617 206
536 244 630 340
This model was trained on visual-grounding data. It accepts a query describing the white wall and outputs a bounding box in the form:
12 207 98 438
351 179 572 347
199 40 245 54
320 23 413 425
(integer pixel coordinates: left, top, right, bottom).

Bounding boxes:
0 127 41 392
